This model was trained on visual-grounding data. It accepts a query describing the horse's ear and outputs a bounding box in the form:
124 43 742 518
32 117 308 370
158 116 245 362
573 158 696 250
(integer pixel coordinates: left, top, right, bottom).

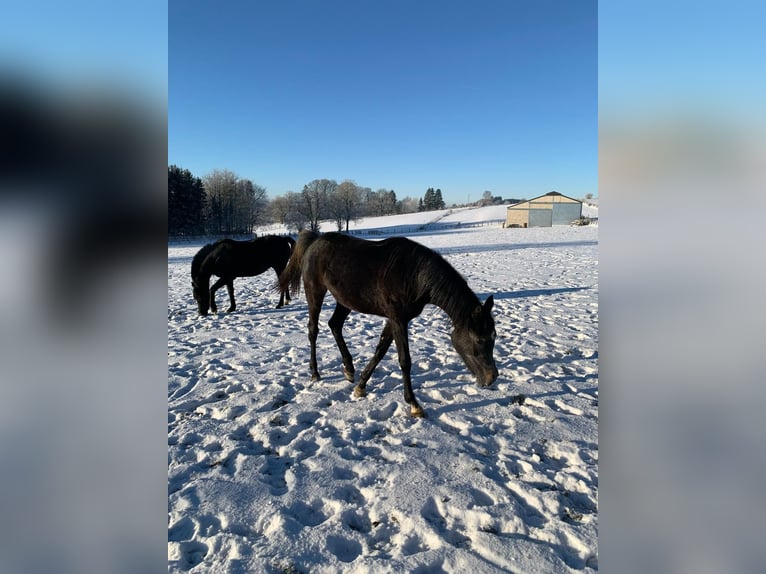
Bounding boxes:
484 295 494 313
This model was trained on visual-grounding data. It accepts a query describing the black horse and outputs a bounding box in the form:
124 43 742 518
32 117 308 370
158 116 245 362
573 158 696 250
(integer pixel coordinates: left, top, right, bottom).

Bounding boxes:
279 230 498 417
192 235 295 316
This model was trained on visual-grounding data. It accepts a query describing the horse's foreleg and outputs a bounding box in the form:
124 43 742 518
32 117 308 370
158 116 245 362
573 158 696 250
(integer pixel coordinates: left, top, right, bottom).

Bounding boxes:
355 322 394 398
225 280 236 312
209 277 227 313
328 304 354 382
391 321 424 417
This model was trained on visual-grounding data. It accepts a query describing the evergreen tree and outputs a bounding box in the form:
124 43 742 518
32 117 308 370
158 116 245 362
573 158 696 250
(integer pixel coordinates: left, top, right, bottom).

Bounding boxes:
387 190 398 214
423 187 435 210
434 188 445 209
168 165 206 236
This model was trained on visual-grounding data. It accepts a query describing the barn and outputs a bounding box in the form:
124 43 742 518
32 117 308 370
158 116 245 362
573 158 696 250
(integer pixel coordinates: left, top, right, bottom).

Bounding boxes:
505 192 583 228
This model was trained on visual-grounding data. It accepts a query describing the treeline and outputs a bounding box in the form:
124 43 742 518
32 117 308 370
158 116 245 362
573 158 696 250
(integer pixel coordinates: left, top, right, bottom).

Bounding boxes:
168 165 448 237
418 187 445 211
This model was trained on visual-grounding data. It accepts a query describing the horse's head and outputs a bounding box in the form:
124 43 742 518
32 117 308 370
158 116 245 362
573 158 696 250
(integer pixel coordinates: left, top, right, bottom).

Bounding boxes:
192 278 209 316
451 295 498 387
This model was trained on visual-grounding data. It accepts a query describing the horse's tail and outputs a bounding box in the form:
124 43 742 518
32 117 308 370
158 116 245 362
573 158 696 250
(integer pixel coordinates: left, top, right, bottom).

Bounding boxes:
285 235 296 258
277 230 319 297
191 241 219 284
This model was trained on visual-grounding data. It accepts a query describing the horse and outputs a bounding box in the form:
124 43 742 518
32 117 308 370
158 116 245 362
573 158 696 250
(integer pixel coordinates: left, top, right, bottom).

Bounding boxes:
191 235 295 316
278 230 498 417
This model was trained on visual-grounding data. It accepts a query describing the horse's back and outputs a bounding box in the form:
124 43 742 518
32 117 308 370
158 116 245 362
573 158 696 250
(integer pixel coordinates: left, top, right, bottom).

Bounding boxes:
303 233 432 316
196 237 292 278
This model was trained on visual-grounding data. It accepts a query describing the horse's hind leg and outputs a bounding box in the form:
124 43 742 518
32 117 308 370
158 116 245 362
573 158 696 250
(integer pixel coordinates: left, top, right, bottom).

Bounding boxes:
272 266 292 309
354 321 394 398
209 277 227 313
306 286 327 381
328 304 354 382
274 268 288 308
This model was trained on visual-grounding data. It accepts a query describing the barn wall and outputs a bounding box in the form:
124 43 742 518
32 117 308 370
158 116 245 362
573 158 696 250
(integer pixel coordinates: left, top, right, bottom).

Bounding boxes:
505 208 529 227
529 209 552 227
552 202 582 224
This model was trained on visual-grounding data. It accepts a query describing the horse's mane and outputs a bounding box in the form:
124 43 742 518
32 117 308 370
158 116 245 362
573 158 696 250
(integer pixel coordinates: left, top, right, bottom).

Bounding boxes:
389 238 479 324
191 241 221 281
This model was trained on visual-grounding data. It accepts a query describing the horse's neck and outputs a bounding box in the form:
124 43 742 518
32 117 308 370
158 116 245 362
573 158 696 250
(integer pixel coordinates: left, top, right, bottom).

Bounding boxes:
426 267 478 326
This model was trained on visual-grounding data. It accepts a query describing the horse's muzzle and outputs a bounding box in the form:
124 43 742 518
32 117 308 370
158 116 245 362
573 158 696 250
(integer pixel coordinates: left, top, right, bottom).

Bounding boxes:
477 365 499 387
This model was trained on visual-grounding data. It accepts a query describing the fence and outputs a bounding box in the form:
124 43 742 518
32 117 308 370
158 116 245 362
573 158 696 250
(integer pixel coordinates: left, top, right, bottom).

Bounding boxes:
168 220 506 244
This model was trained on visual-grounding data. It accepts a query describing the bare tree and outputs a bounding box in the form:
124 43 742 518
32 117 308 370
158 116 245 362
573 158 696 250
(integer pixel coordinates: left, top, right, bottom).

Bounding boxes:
300 178 336 231
398 196 419 214
234 178 268 233
203 169 239 234
202 169 268 234
329 180 362 231
358 186 374 216
283 191 307 233
269 194 291 224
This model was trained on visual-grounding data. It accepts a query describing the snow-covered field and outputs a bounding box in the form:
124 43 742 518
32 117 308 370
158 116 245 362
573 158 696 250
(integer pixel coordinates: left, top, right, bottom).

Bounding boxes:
168 212 598 572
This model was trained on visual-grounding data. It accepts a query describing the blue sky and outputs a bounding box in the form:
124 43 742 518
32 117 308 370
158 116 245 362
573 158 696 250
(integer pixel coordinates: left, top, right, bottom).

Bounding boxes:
170 0 597 205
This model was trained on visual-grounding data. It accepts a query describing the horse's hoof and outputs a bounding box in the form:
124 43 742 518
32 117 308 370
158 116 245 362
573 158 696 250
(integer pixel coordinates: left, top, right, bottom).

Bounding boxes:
343 368 355 383
410 405 426 418
353 385 367 398
226 307 235 313
311 374 321 382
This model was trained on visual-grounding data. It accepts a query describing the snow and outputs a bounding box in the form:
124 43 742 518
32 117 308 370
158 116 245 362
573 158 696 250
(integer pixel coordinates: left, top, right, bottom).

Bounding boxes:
253 203 597 238
168 208 598 572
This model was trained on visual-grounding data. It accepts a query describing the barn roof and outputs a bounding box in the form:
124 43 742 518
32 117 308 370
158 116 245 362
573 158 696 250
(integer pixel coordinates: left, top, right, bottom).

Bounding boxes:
507 191 582 208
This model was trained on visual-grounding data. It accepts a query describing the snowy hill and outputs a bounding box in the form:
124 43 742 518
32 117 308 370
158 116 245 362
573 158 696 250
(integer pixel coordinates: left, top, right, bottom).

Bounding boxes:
254 202 597 237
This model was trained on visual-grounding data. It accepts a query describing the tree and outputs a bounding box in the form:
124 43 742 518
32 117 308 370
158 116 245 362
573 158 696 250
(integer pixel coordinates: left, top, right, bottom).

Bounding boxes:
434 188 445 210
300 178 336 231
422 188 435 211
398 196 419 214
235 178 268 233
358 186 374 217
168 165 206 236
203 169 239 234
269 194 291 225
387 190 398 214
421 187 445 211
366 188 397 216
202 169 268 234
480 190 494 206
329 180 362 231
283 191 307 233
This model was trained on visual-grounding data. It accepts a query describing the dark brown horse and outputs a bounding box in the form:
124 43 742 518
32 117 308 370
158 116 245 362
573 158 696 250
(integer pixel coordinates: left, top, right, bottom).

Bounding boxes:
192 235 295 316
278 230 498 417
